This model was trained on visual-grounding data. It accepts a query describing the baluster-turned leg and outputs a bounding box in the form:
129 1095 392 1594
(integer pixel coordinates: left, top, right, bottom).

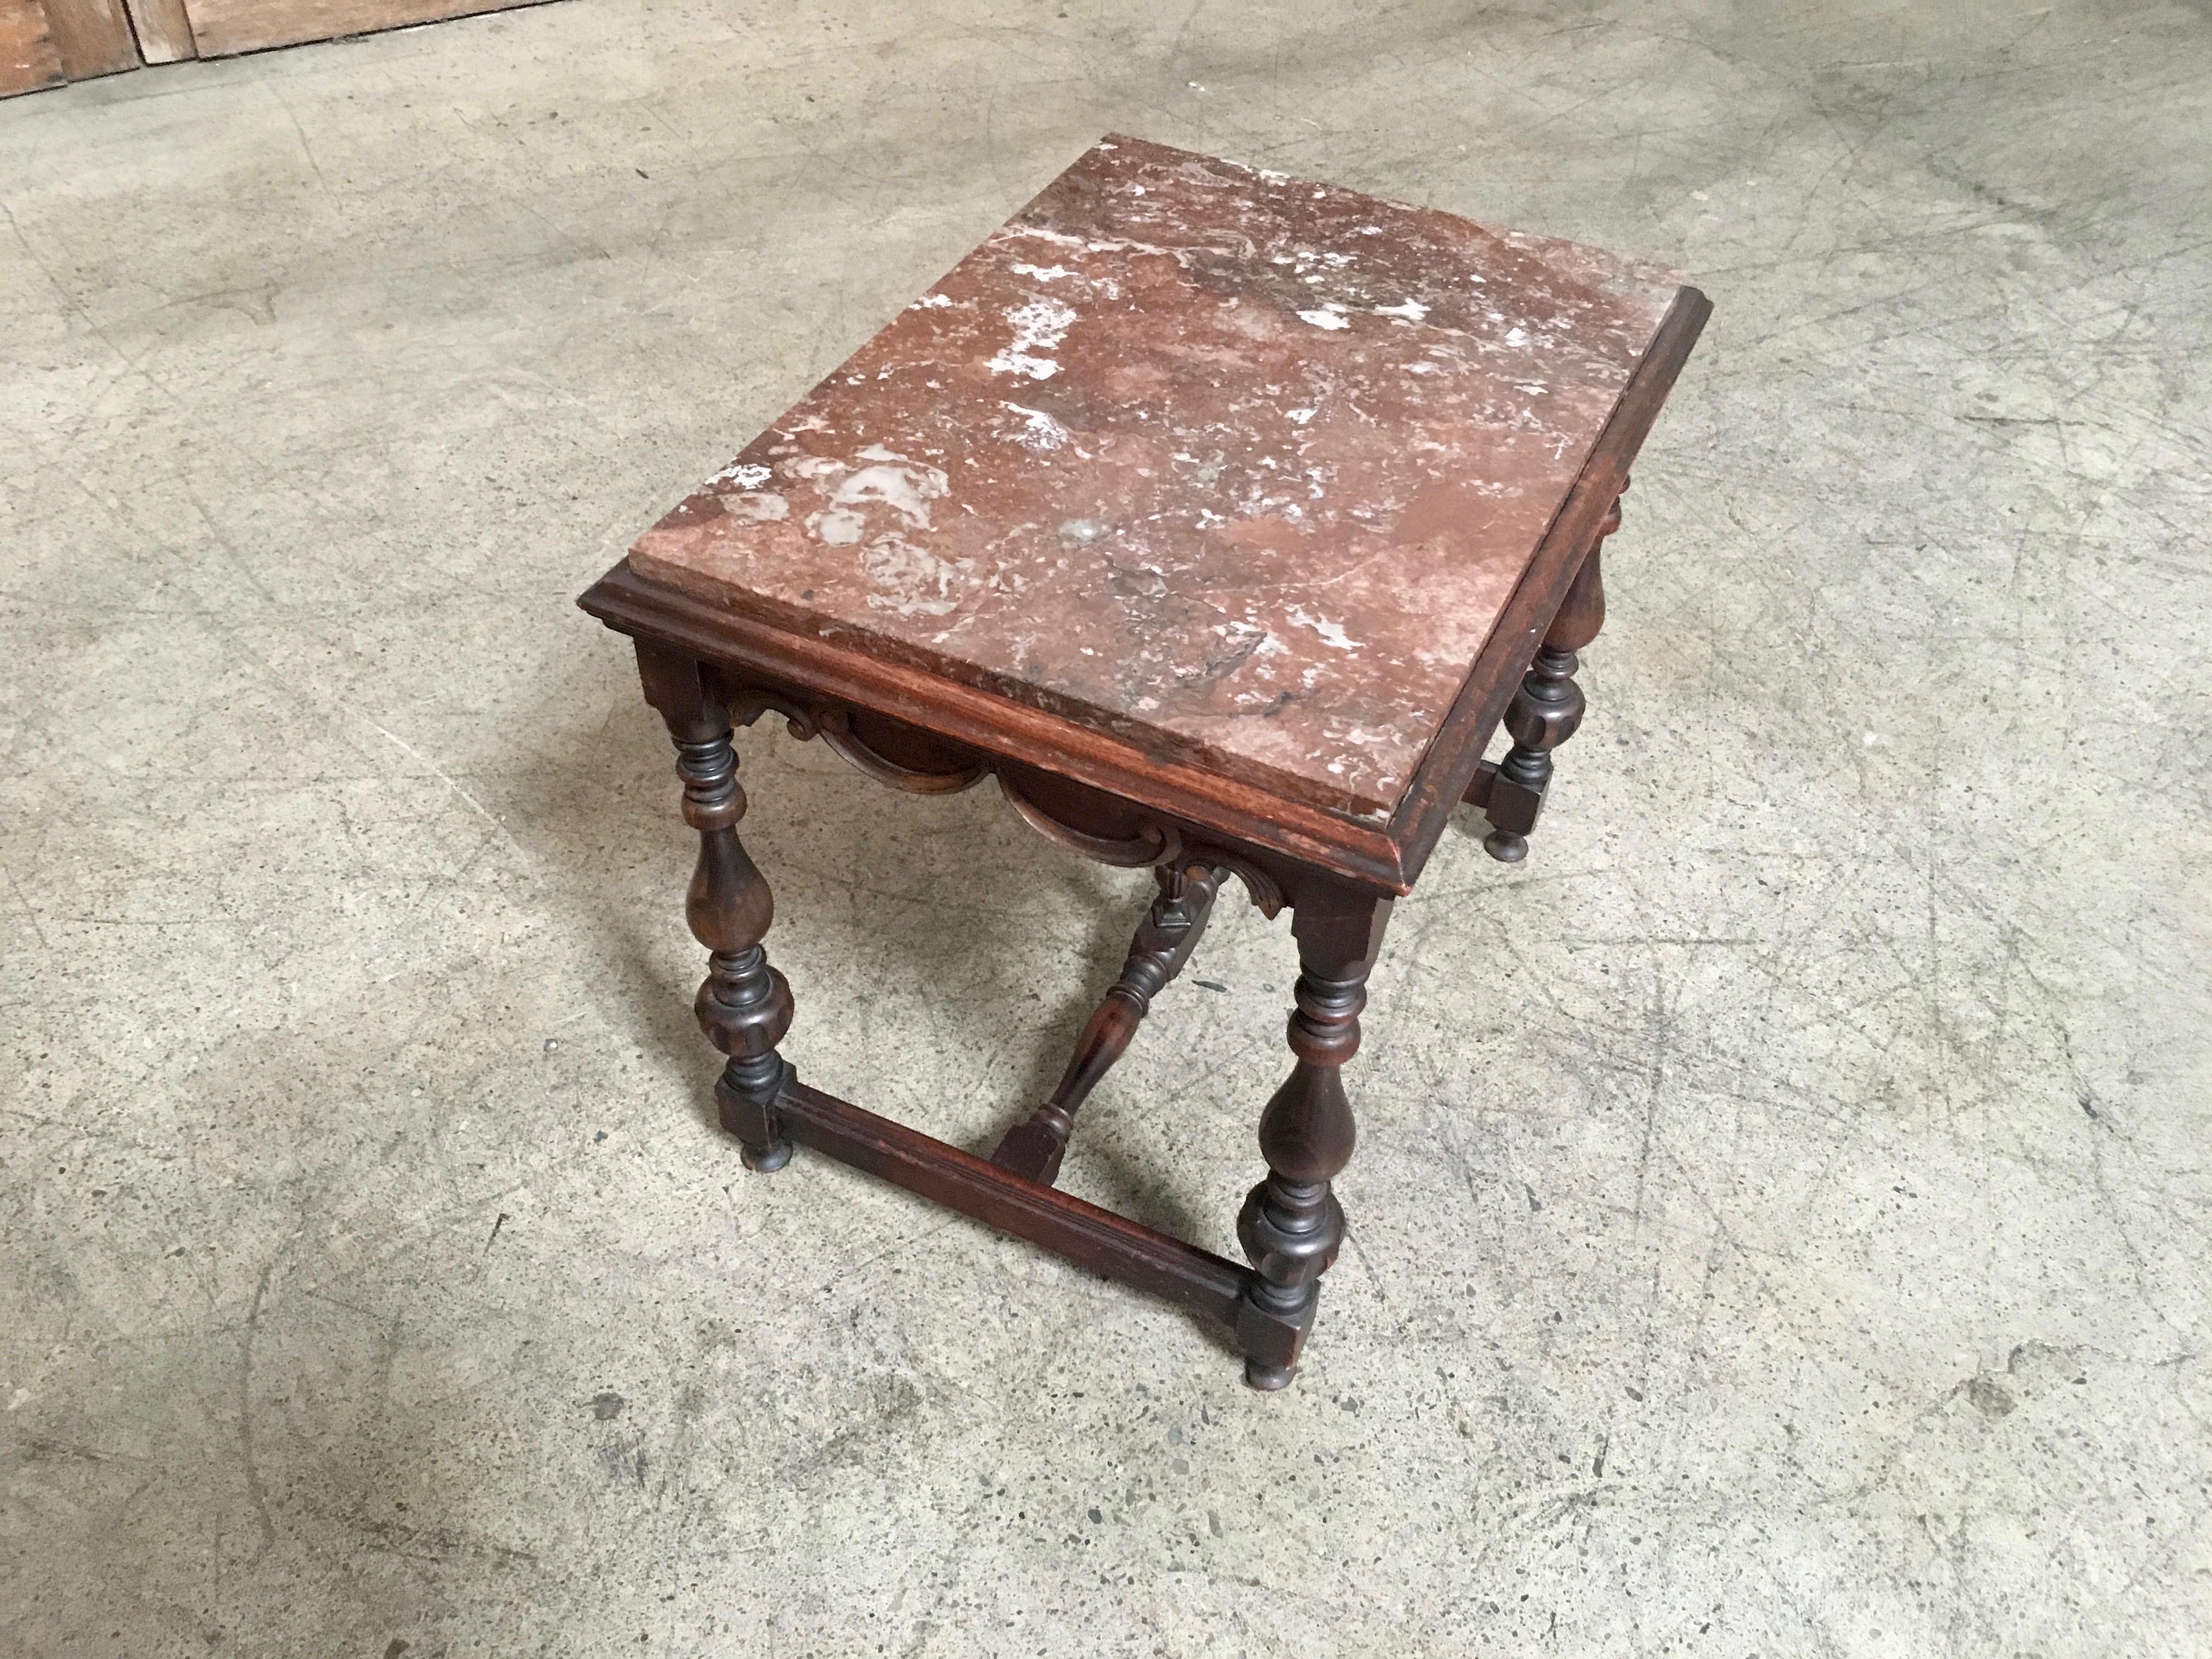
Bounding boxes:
1470 484 1625 862
635 642 797 1172
992 861 1220 1186
1235 893 1391 1390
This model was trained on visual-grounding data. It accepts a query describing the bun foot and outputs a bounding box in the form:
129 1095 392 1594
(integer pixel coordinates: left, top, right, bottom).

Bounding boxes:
739 1137 793 1173
1244 1357 1297 1391
1483 828 1529 863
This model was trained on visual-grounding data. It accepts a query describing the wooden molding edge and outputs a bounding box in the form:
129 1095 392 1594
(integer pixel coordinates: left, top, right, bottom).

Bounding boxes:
580 565 1415 893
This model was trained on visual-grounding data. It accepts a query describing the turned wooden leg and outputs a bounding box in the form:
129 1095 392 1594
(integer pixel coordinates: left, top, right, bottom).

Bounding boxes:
1234 893 1391 1390
992 861 1220 1186
635 641 797 1172
1468 484 1624 862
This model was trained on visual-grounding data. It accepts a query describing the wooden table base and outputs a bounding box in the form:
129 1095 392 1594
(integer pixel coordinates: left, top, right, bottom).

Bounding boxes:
614 452 1677 1392
635 636 1393 1390
584 140 1709 1392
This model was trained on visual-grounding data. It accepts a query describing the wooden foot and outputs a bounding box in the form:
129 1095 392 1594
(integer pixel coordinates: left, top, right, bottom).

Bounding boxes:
992 861 1220 1184
1234 891 1390 1389
1468 485 1623 861
636 642 796 1171
737 1136 793 1174
1243 1356 1298 1392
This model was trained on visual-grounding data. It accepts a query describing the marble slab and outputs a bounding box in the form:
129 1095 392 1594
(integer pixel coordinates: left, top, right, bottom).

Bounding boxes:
628 135 1684 820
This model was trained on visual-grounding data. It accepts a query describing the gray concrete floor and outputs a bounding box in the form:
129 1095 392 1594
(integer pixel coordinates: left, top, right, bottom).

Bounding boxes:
4 1 2209 1654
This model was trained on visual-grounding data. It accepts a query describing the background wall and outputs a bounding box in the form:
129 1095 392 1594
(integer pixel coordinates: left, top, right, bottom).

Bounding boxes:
0 0 561 99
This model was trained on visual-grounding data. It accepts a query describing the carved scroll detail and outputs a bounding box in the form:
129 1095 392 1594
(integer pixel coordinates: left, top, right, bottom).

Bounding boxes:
720 676 1284 915
732 690 987 794
998 775 1179 867
1201 850 1285 919
729 687 823 741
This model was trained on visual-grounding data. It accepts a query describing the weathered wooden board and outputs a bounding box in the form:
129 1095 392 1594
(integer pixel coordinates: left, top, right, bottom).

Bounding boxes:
45 0 139 78
122 0 194 61
181 0 550 58
0 0 67 97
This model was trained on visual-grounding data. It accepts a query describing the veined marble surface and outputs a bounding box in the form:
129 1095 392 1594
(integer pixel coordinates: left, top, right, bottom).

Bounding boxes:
631 136 1681 818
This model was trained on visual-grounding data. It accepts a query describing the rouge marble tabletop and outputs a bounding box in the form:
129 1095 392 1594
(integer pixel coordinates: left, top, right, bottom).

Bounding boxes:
622 135 1689 824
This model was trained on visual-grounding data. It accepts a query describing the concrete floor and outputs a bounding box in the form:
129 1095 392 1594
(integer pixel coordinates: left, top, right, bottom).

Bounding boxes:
4 1 2209 1653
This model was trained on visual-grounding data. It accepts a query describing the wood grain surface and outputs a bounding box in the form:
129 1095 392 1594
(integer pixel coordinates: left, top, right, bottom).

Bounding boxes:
181 0 550 58
0 0 65 96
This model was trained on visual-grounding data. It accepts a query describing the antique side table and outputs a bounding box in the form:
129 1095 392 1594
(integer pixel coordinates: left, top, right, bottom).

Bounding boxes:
580 136 1707 1390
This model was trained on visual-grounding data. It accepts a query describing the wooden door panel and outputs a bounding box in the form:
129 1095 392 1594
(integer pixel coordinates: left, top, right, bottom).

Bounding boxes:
180 0 549 57
0 0 555 98
46 0 138 78
1 0 66 96
123 0 194 61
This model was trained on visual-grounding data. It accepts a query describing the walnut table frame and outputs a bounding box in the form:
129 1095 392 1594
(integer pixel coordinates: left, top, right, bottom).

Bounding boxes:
580 137 1708 1390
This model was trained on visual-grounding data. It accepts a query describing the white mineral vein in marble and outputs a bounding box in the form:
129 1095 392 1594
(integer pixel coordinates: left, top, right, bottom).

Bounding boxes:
837 446 949 526
799 447 949 544
860 532 972 617
808 507 866 545
1001 402 1070 451
986 297 1080 379
1286 605 1361 650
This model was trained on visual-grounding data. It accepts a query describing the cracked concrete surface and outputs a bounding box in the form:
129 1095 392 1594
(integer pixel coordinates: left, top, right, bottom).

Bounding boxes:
3 2 2208 1654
